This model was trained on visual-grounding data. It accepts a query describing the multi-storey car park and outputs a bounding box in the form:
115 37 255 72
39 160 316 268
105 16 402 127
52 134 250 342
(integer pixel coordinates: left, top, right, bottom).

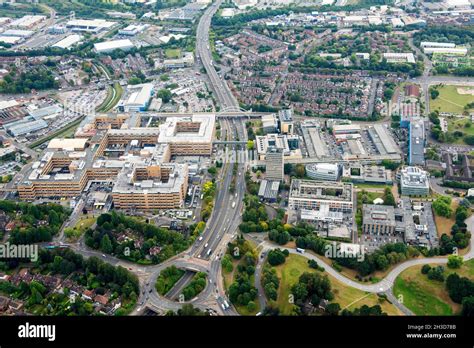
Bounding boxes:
18 113 215 210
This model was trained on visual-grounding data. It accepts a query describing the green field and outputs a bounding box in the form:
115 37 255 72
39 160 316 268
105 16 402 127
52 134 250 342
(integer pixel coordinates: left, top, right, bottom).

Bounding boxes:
272 254 313 315
271 254 403 315
393 259 474 315
447 117 474 137
165 48 181 59
430 85 474 114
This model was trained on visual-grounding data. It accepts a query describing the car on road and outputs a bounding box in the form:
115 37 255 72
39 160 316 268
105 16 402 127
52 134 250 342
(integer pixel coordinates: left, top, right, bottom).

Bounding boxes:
102 254 106 258
204 243 208 248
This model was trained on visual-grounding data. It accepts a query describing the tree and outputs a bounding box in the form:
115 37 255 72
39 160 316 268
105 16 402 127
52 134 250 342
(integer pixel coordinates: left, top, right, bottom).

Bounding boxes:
247 301 257 312
157 89 172 103
427 266 445 282
267 249 286 266
447 255 463 269
462 296 474 316
432 196 452 218
295 164 305 178
383 188 396 207
430 88 440 100
326 303 341 316
246 140 254 150
100 234 113 254
421 264 431 274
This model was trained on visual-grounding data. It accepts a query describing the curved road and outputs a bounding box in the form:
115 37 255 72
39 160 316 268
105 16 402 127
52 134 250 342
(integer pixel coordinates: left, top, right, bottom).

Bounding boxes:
251 214 474 315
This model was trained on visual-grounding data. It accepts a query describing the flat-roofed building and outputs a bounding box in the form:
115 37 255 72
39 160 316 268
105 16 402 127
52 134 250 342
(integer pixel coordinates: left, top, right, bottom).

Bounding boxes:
362 204 397 234
383 52 416 64
118 83 154 112
255 133 301 160
400 166 430 196
333 124 361 135
265 147 284 181
47 138 88 152
157 114 215 155
94 39 134 53
67 19 117 33
5 119 47 136
409 119 425 166
52 34 83 50
289 179 353 213
420 42 456 49
9 15 45 29
112 162 188 211
1 29 34 38
278 109 294 134
258 179 279 202
118 24 148 36
161 52 195 69
367 124 399 155
261 113 278 134
306 163 341 181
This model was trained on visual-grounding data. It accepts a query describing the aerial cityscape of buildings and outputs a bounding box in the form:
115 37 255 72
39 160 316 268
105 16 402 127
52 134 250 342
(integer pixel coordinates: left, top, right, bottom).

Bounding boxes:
0 0 472 335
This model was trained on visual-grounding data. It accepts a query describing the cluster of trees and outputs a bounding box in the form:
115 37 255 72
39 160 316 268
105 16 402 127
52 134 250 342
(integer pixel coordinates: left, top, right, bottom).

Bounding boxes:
291 272 333 314
430 110 473 144
244 171 260 195
430 201 471 256
433 196 453 218
0 68 58 94
414 27 474 76
155 266 185 295
341 304 387 316
382 187 396 207
165 304 209 316
421 264 445 282
297 53 423 77
29 248 138 315
84 211 189 264
295 234 329 255
269 222 318 246
267 248 289 266
333 243 420 277
239 194 269 233
443 180 474 190
380 159 401 171
261 266 279 301
182 272 207 301
227 236 258 310
201 181 216 221
284 163 306 178
221 254 234 273
446 273 474 316
0 200 69 246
